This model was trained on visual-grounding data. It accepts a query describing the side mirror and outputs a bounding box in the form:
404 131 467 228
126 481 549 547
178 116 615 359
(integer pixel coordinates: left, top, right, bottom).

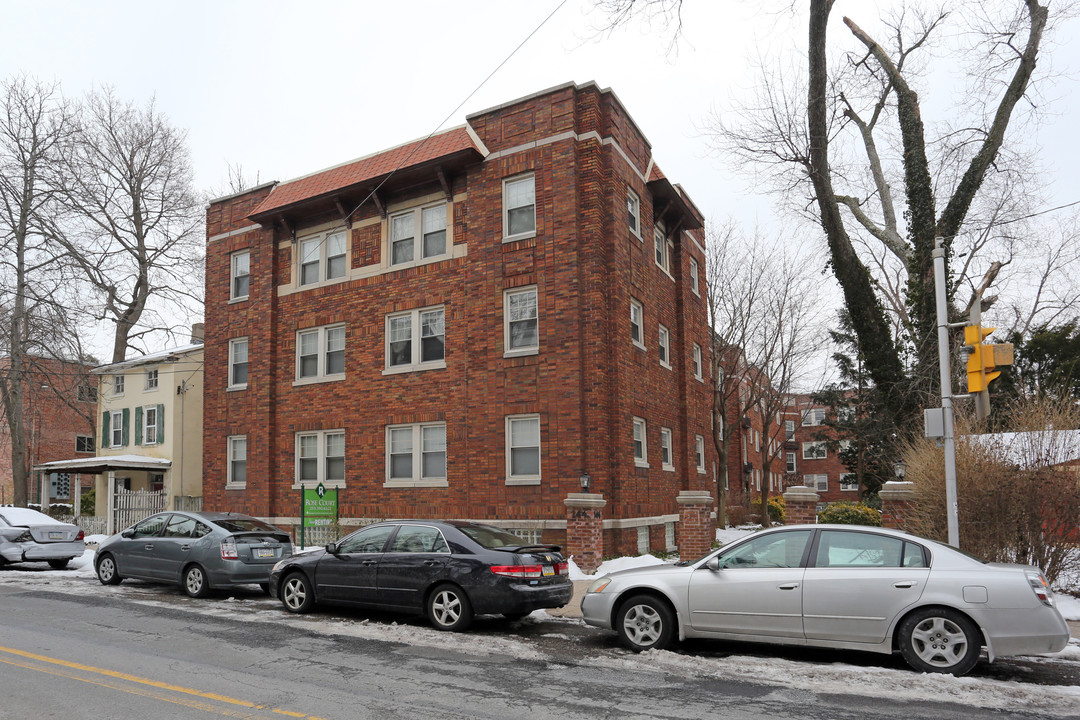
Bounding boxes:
705 557 721 572
121 529 134 539
325 542 338 555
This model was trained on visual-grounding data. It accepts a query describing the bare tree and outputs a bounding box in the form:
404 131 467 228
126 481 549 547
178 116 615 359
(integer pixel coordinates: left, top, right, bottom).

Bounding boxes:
58 88 203 363
707 222 826 526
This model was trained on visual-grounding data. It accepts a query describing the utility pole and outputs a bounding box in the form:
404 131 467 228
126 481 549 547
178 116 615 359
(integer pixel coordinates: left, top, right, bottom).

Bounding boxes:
932 238 961 548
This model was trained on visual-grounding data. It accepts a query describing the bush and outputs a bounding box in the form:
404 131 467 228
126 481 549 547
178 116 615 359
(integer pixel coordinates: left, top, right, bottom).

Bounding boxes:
726 505 748 527
81 488 96 516
751 495 786 524
817 502 882 526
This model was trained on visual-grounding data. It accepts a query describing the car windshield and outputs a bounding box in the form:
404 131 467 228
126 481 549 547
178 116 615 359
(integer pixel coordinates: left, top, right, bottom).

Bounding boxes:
458 524 530 549
0 508 57 526
210 517 280 534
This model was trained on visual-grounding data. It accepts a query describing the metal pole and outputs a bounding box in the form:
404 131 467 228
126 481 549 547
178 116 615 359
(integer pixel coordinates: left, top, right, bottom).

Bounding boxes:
933 237 961 548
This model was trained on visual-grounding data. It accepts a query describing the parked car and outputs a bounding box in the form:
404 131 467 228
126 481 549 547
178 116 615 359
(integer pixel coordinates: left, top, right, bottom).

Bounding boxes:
0 507 85 569
95 511 293 597
269 520 573 630
581 524 1070 676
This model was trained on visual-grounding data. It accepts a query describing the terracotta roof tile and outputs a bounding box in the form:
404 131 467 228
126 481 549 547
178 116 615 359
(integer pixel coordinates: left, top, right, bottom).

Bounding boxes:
250 127 479 218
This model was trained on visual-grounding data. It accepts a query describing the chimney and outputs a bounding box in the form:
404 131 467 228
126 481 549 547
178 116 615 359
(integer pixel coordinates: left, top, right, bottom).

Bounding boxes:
190 323 205 344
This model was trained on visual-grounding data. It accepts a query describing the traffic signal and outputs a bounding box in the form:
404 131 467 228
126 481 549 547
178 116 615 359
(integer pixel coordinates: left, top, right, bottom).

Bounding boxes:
964 324 1014 393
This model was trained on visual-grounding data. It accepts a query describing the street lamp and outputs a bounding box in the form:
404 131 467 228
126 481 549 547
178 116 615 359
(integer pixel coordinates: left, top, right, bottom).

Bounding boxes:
579 472 591 491
893 460 907 480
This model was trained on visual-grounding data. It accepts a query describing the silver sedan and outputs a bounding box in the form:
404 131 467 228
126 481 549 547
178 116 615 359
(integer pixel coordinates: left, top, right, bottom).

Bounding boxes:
581 524 1070 675
0 507 85 569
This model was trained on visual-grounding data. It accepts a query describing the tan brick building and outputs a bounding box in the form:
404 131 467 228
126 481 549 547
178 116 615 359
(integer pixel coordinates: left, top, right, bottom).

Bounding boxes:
202 82 716 560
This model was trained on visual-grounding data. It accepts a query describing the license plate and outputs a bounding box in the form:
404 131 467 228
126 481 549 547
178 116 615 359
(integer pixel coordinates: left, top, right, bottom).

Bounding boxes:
542 565 554 576
256 548 275 558
49 532 63 540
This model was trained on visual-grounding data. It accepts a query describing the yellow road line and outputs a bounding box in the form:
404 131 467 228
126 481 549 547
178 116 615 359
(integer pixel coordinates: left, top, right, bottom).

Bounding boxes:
0 645 326 720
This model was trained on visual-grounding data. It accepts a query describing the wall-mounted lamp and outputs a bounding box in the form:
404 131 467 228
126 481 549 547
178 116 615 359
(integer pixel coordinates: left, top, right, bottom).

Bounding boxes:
580 472 591 491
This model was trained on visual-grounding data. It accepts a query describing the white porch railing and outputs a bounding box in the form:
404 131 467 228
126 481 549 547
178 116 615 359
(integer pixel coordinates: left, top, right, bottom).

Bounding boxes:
112 489 167 532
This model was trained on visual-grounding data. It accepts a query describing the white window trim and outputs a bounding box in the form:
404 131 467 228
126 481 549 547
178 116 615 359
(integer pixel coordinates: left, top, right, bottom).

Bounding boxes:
505 414 542 485
292 429 346 490
384 422 448 488
802 441 828 460
144 369 158 391
227 435 247 489
293 324 346 386
503 286 539 358
230 249 250 302
384 305 447 374
502 174 536 242
802 408 826 426
660 427 674 471
695 434 706 474
807 473 829 492
388 202 451 270
630 298 645 350
840 473 859 492
653 225 674 279
786 452 797 474
142 405 159 446
228 337 249 391
785 420 796 441
658 324 672 369
112 374 125 397
633 416 649 468
297 228 349 289
689 256 700 296
110 409 123 448
693 343 703 381
627 188 641 240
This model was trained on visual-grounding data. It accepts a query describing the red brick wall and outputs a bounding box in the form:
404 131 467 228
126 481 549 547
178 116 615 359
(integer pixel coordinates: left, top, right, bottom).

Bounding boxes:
202 84 715 539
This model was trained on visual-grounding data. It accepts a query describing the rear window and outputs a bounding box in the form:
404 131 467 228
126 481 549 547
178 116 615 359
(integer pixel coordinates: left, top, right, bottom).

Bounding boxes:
459 524 530 549
210 517 281 534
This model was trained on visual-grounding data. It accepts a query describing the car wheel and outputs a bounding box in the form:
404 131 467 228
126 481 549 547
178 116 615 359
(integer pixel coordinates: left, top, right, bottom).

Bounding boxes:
427 584 473 631
280 573 314 613
616 594 675 652
96 554 122 585
898 607 981 675
182 564 211 598
502 611 531 622
48 558 71 570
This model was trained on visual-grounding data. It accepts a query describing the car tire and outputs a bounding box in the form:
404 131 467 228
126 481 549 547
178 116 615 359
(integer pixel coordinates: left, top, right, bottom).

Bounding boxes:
48 558 71 570
280 572 314 613
427 584 473 631
96 554 122 585
898 607 981 675
182 564 211 598
615 594 676 652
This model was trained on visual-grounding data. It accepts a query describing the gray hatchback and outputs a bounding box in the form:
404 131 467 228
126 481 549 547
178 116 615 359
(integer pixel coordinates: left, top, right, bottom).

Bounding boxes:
95 511 293 597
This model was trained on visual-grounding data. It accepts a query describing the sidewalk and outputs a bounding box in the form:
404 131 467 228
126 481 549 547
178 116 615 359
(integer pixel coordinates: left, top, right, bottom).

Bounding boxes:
546 580 589 619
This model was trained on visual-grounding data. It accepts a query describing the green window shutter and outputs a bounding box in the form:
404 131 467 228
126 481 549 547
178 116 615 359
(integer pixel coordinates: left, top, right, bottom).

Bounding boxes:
102 412 110 448
157 403 165 440
134 406 143 446
121 408 130 447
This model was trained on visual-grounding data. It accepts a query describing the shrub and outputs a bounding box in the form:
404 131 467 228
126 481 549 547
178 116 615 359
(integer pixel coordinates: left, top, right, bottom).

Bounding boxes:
81 488 96 516
817 502 882 526
751 495 786 524
726 505 748 527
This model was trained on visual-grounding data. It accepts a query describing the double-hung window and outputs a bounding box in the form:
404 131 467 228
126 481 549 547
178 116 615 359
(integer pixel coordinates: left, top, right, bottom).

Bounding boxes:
504 287 538 356
386 423 447 486
142 405 158 445
229 338 248 389
633 417 648 467
503 175 536 240
693 343 703 380
145 369 158 390
689 256 700 295
110 409 124 447
630 299 644 349
627 188 640 238
786 451 797 473
228 436 247 488
112 374 125 396
654 225 672 275
299 230 347 286
658 324 671 368
660 427 674 471
296 325 345 383
295 430 345 487
76 435 94 453
390 204 448 266
785 420 796 441
806 473 828 492
802 408 826 426
802 441 827 460
386 307 445 371
840 473 858 492
230 250 250 300
506 414 541 484
695 435 706 473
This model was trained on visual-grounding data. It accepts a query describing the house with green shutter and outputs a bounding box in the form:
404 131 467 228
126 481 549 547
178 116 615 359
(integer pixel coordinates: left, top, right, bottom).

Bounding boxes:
36 330 204 534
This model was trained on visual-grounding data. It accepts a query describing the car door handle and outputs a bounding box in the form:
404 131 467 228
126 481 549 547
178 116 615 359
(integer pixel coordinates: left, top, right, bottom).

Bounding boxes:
180 545 191 551
360 560 378 566
423 560 442 566
144 544 154 550
778 583 799 590
893 581 917 588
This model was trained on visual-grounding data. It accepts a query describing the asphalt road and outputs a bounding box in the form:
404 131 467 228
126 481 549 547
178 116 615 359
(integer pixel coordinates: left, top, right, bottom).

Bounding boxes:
0 570 1078 720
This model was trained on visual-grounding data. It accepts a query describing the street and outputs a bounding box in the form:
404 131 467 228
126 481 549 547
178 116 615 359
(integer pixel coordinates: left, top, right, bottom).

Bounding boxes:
1 565 1078 719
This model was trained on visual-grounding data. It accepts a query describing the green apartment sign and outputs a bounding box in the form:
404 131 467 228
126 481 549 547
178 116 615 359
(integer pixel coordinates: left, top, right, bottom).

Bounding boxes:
302 483 337 527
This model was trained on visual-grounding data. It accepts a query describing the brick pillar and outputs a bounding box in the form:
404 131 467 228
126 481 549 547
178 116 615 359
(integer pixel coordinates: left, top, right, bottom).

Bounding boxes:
564 493 606 573
783 486 819 525
880 481 917 530
676 490 715 559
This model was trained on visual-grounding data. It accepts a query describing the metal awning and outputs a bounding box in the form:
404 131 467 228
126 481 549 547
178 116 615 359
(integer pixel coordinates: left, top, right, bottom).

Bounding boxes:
33 455 172 475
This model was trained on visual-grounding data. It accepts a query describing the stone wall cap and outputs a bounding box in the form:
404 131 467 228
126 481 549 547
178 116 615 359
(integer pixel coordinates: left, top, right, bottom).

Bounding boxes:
880 480 917 499
564 493 607 509
783 486 820 501
676 490 715 506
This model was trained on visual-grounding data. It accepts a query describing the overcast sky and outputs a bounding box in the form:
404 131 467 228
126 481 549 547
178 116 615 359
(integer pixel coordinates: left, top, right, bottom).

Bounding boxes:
3 0 1078 362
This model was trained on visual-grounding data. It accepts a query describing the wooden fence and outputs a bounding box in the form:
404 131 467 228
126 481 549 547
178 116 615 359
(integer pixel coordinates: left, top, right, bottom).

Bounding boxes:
112 488 167 531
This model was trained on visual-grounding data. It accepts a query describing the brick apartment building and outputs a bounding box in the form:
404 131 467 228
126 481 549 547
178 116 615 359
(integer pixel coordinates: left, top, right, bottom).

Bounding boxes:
785 394 860 505
202 82 716 561
0 357 98 507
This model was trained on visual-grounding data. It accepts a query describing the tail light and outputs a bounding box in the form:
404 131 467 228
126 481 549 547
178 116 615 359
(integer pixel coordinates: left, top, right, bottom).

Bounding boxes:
1026 571 1054 607
76 529 85 541
491 565 543 578
555 561 569 575
14 530 32 543
220 537 239 560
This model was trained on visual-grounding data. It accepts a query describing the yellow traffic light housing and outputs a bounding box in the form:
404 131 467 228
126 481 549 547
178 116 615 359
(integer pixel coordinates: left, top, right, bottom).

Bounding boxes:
964 324 1014 393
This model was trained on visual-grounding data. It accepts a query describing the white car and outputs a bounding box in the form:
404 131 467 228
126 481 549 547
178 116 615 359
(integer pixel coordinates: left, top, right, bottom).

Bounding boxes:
581 524 1070 675
0 507 85 569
